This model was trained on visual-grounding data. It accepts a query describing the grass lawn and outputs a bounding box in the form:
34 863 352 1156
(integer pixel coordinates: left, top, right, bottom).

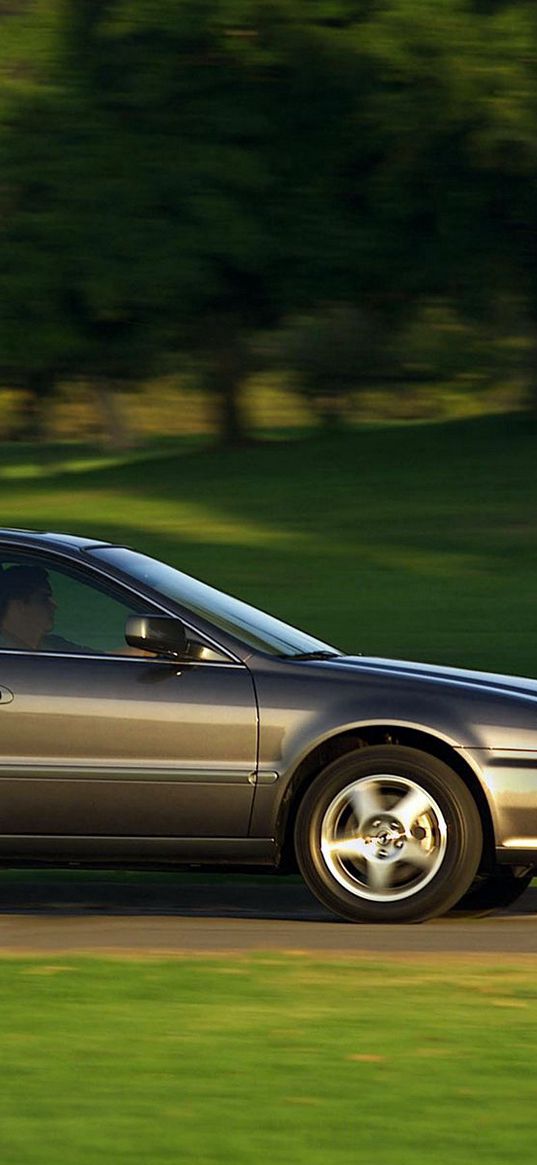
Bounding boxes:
0 411 536 674
0 955 535 1165
0 422 536 1161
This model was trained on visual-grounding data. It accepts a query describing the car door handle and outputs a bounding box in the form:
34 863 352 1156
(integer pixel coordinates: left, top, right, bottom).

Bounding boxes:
0 686 14 705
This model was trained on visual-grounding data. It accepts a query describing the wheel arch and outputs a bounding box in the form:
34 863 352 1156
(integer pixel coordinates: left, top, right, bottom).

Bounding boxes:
279 724 495 873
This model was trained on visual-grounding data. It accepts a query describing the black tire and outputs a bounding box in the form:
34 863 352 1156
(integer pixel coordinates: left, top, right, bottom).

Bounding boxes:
294 745 482 923
450 868 533 915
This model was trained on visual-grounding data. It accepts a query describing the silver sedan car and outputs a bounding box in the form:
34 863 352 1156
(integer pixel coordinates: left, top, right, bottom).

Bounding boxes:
0 527 535 922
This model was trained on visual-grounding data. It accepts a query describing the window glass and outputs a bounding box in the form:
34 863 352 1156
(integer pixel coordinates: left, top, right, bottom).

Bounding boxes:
0 554 149 655
90 546 339 658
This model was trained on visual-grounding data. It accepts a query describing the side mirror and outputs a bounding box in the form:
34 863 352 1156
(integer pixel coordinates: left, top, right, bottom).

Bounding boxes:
125 615 187 658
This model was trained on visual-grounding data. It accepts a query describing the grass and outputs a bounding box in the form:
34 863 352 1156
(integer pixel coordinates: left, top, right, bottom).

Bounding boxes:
0 417 535 1160
0 411 536 674
0 955 536 1164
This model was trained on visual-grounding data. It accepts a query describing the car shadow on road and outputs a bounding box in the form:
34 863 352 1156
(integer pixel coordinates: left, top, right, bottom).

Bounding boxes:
0 874 339 922
0 874 535 922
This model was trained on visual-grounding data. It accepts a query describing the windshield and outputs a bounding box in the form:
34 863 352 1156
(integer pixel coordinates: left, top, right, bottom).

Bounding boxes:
89 546 340 658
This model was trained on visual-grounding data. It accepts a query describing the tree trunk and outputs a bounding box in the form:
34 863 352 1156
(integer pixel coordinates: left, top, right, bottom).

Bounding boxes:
525 329 537 416
313 392 348 430
12 375 53 442
217 362 246 445
207 323 250 445
93 380 133 449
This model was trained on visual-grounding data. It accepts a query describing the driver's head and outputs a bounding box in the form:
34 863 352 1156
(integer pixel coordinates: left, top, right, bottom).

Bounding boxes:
0 566 57 649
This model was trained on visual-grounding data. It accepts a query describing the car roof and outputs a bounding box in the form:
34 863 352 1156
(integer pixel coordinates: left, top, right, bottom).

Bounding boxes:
0 528 106 552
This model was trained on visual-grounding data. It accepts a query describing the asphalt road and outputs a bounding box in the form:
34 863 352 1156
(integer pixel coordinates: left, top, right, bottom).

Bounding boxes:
1 875 537 956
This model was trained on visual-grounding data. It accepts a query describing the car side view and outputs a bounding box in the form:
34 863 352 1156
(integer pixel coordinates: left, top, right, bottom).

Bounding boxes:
0 527 536 923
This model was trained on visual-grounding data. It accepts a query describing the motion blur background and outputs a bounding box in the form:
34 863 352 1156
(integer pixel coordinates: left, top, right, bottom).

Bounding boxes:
2 8 537 1165
1 0 537 672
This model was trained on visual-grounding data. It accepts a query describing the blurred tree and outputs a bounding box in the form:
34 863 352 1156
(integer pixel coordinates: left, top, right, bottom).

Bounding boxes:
0 0 66 437
352 0 537 408
274 304 394 428
62 0 370 443
0 0 374 444
2 0 537 444
274 297 522 428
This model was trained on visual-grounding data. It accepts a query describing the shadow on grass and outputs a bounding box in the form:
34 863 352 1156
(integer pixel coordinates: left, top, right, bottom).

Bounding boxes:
1 413 537 668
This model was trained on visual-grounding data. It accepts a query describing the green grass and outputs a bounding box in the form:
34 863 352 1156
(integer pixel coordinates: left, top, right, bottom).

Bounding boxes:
0 955 536 1164
0 424 535 1160
1 412 536 674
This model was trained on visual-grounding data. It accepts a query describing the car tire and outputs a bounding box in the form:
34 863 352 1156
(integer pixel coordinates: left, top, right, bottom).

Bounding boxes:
450 868 533 915
294 745 482 923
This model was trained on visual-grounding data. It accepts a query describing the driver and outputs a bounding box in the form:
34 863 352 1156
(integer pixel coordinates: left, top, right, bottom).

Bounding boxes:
0 565 85 652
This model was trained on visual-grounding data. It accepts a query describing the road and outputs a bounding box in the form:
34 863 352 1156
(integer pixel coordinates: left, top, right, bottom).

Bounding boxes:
1 875 537 956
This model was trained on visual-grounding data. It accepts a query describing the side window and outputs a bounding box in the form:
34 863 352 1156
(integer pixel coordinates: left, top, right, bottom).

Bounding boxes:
0 555 151 656
47 569 142 653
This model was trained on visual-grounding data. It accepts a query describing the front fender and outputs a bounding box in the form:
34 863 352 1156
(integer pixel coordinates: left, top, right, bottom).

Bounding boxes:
249 666 476 838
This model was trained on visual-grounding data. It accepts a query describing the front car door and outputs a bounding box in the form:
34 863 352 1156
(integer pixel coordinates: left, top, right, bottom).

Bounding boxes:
0 549 258 860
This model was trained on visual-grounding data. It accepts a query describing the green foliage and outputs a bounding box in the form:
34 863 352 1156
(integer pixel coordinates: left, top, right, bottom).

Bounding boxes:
0 1 62 109
353 0 537 307
2 0 537 436
273 297 524 427
397 299 526 388
274 303 394 424
0 0 367 440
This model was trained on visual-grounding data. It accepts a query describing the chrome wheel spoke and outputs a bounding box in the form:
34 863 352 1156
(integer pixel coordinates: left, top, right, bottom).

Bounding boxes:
349 781 384 830
325 836 368 861
366 858 393 891
393 786 433 833
403 837 436 872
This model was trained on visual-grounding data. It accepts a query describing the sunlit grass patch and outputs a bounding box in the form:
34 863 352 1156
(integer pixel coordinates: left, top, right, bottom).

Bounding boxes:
0 413 536 672
0 955 536 1164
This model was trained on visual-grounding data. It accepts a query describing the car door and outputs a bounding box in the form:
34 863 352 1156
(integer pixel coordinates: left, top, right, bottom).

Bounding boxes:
0 554 257 855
